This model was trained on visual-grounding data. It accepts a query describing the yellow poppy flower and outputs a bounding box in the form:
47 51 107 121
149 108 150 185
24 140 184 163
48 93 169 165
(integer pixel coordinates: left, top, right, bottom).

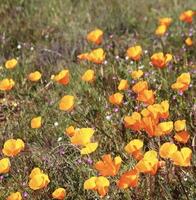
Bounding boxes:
52 188 66 200
126 45 142 61
54 70 70 85
2 139 25 157
0 158 11 174
87 29 103 45
0 78 15 91
28 71 42 82
59 95 74 112
118 79 129 91
6 192 22 200
31 116 42 129
5 59 18 69
82 69 95 83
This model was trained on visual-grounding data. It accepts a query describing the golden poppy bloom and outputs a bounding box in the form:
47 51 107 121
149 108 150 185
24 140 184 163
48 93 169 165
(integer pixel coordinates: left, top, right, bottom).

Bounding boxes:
0 158 11 174
179 10 195 23
155 25 167 36
0 78 15 91
132 81 148 94
2 139 25 157
117 168 139 189
5 58 18 69
82 69 95 83
54 70 70 85
59 95 74 112
171 73 190 92
137 89 155 105
135 150 159 175
142 116 156 137
28 71 42 82
118 79 129 91
52 188 66 200
65 126 76 137
80 142 98 155
84 176 110 197
174 120 186 132
159 142 177 159
31 116 42 129
126 45 142 61
170 147 192 167
124 139 143 160
151 52 172 68
124 112 143 131
29 167 50 190
77 53 89 60
70 128 98 154
87 48 106 64
155 121 173 136
174 131 190 144
6 192 22 200
71 128 94 146
109 92 123 105
131 70 144 80
159 17 172 27
185 37 193 46
87 29 103 45
94 154 122 176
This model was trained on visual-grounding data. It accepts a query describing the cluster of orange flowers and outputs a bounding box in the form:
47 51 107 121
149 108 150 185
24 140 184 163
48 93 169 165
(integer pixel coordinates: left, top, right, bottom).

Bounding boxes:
0 9 194 199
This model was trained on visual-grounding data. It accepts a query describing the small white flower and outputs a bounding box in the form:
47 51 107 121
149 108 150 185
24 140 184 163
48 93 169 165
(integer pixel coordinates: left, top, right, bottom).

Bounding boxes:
106 115 112 120
17 44 21 49
54 122 59 126
125 56 129 60
139 65 144 69
104 60 108 65
30 47 34 51
57 137 62 142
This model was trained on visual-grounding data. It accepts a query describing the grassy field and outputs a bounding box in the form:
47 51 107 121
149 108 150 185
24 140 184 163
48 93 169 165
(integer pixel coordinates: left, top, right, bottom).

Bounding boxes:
0 0 195 199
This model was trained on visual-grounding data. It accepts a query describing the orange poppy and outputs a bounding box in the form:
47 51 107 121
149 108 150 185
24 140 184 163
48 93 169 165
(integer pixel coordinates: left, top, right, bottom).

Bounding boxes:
84 176 110 197
137 89 155 105
170 147 192 167
124 139 143 160
185 37 193 46
159 142 177 159
174 131 190 144
54 70 70 85
117 168 139 189
132 81 148 94
124 112 143 131
179 10 195 23
159 17 172 27
109 93 123 105
0 78 15 91
135 150 159 175
6 192 22 200
171 73 190 92
94 154 122 176
87 29 103 45
151 52 172 68
52 188 66 200
126 45 142 61
131 70 144 80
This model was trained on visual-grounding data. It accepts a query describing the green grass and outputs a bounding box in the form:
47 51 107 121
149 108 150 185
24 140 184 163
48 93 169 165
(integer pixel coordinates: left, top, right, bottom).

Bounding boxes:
0 0 195 199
